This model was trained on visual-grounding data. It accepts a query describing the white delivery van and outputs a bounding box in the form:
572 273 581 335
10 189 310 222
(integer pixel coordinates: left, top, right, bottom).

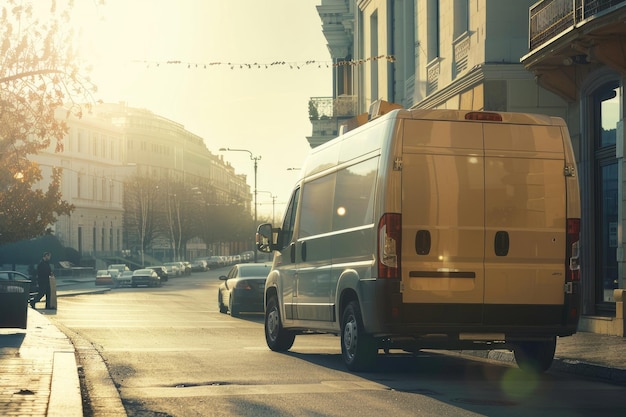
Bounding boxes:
257 104 581 372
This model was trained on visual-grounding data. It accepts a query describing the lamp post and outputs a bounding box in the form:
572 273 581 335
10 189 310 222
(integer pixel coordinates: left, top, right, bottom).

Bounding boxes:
219 147 261 263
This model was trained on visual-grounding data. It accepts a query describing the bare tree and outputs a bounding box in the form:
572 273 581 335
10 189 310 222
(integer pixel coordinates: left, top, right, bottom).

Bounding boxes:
124 175 161 266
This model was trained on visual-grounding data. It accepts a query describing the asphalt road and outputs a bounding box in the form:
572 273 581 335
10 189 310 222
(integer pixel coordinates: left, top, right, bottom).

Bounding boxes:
50 268 626 417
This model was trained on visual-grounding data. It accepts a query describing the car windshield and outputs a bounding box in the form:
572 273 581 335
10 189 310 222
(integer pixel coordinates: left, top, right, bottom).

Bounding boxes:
239 265 271 277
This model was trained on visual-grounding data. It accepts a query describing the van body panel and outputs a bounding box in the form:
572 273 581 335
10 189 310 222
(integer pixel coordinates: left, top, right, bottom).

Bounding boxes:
483 124 567 308
400 119 486 306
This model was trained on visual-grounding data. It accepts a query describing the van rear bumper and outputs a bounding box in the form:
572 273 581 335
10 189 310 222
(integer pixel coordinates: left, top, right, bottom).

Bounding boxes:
360 279 578 343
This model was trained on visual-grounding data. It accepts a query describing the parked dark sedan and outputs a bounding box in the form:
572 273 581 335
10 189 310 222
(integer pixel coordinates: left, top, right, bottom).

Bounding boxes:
147 266 169 282
217 263 271 317
131 269 161 288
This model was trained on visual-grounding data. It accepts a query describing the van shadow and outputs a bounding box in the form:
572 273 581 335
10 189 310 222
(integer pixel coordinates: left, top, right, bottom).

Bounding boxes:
280 348 554 416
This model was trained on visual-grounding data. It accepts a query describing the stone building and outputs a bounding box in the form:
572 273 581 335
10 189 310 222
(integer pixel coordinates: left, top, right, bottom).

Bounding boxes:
313 0 625 335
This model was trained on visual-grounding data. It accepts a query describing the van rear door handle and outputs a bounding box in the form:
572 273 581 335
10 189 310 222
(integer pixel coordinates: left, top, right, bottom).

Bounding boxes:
494 231 509 256
301 241 307 262
290 243 296 263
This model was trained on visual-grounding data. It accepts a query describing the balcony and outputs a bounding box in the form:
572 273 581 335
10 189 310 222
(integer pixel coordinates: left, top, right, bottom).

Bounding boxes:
309 96 358 119
522 0 626 100
307 96 358 148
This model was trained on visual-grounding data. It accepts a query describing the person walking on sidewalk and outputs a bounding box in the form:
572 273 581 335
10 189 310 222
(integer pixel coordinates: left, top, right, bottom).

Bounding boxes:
31 252 53 309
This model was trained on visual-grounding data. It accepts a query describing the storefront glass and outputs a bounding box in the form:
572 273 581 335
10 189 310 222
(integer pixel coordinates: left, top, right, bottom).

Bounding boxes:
594 81 620 304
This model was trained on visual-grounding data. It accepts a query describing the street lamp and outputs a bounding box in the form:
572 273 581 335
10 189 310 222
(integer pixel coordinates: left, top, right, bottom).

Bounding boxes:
219 147 262 263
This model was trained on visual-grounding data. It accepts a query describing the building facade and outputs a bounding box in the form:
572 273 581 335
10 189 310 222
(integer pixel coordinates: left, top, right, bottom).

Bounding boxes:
33 103 251 264
314 0 625 335
522 0 626 335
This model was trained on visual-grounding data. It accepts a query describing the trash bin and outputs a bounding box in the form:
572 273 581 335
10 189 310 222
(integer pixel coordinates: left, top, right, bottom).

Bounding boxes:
0 271 31 329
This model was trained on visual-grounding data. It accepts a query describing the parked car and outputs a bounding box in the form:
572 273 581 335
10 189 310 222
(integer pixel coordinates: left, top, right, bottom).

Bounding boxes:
147 266 169 282
241 251 255 262
131 269 160 288
190 259 208 272
113 270 133 288
95 269 113 286
107 264 129 279
206 256 223 268
217 263 272 317
163 262 181 277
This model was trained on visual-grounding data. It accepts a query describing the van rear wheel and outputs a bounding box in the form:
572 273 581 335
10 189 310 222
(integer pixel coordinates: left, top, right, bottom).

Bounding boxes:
513 337 556 373
265 295 295 351
341 300 377 371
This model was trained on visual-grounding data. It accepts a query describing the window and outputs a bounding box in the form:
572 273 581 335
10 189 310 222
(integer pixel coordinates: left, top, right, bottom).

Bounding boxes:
370 11 379 101
299 174 335 238
593 81 620 305
453 0 469 39
280 188 300 250
333 157 378 231
427 0 440 61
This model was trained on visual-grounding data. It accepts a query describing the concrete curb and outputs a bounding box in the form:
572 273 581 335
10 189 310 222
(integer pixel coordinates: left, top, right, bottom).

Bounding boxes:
53 321 128 417
27 310 84 417
49 351 82 417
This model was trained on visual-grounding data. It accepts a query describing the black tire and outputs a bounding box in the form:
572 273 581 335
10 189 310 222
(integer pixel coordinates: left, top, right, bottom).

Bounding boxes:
513 337 556 373
265 295 295 351
218 293 228 314
229 294 239 317
341 300 378 371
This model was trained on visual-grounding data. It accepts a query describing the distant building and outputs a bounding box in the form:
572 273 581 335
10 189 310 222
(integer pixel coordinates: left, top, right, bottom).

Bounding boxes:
32 103 251 262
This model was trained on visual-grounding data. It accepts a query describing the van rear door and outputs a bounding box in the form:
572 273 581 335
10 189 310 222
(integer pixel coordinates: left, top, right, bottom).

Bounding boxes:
482 123 567 326
400 118 486 324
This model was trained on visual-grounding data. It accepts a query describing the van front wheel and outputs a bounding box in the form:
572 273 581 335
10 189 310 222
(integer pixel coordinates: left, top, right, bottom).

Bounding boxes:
265 295 295 351
513 337 556 373
341 300 377 371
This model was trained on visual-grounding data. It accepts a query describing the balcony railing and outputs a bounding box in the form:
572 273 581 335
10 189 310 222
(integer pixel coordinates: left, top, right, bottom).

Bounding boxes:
309 96 358 120
529 0 626 50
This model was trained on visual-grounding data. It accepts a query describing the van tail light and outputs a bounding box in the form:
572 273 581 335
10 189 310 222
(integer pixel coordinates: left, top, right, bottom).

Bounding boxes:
566 218 580 282
378 213 401 279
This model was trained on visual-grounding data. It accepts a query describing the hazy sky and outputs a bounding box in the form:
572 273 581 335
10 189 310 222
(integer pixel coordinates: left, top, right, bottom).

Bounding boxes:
71 0 332 220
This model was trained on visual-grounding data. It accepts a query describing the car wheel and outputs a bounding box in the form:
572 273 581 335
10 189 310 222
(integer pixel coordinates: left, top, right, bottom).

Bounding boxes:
341 300 377 372
229 294 240 317
218 293 227 314
513 337 556 373
264 295 295 351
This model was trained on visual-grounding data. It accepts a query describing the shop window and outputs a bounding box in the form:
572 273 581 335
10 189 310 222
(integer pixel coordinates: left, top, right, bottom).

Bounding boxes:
593 81 620 306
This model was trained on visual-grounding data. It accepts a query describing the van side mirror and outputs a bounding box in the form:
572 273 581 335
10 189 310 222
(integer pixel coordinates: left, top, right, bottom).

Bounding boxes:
256 223 277 253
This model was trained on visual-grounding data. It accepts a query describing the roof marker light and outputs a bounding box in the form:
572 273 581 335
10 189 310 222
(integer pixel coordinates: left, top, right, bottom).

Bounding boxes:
465 112 503 122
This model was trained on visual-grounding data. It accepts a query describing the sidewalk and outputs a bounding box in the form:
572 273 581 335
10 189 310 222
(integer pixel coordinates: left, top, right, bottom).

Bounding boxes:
457 331 626 384
2 280 625 417
0 278 120 417
0 305 81 417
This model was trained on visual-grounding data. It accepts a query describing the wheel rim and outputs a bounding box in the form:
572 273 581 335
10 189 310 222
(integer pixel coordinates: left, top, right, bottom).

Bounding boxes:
343 315 358 361
267 306 280 342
